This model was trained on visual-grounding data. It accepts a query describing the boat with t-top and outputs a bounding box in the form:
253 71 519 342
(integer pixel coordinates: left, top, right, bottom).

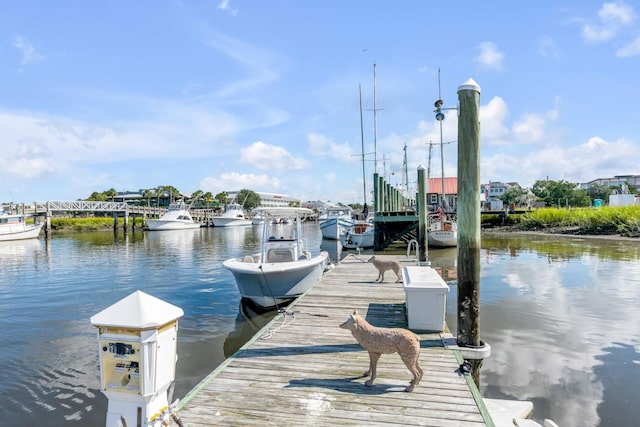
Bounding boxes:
212 203 252 227
223 207 330 309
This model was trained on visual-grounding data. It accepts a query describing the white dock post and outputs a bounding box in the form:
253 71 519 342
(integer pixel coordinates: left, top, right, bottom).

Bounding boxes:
90 291 184 427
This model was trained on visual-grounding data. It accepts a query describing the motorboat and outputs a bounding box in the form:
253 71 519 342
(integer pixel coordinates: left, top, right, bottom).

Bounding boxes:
212 203 252 227
319 207 353 240
223 207 330 309
427 209 457 247
0 210 44 241
340 219 374 249
146 202 201 231
251 211 265 225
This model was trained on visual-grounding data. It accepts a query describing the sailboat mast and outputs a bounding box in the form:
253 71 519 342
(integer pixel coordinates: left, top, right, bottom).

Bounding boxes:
427 141 433 179
402 143 408 197
373 62 378 174
359 84 367 209
438 68 446 210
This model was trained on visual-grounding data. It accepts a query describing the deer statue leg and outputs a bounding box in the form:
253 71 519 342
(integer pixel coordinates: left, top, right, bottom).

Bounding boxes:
400 353 423 392
365 352 381 386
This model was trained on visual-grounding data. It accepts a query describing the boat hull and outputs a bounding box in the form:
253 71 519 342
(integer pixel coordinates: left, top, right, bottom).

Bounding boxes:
340 222 374 249
428 218 457 247
223 252 329 309
146 203 201 231
146 220 201 231
0 222 43 241
320 217 353 240
428 230 457 247
212 218 252 227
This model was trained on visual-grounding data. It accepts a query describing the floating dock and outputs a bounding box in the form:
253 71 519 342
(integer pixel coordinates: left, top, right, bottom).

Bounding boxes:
177 255 494 426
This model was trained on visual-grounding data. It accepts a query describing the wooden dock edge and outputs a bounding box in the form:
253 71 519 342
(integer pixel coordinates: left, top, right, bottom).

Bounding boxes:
176 284 317 411
451 348 496 427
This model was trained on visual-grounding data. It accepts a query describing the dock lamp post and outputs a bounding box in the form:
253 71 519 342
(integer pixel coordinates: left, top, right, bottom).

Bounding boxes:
91 291 184 427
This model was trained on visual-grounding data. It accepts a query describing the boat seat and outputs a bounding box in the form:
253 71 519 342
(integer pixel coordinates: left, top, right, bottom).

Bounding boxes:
266 248 294 263
243 255 255 263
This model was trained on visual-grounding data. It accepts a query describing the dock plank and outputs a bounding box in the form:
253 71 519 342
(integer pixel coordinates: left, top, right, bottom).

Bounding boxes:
177 255 493 426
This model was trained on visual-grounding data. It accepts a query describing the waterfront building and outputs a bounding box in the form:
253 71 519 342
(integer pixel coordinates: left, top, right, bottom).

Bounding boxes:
225 191 300 208
427 177 458 211
579 174 640 190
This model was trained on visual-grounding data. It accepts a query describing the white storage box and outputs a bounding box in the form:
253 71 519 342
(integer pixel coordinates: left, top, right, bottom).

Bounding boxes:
402 266 450 331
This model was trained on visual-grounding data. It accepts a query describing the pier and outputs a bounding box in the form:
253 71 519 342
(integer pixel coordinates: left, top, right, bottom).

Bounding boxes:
13 200 217 233
177 255 494 426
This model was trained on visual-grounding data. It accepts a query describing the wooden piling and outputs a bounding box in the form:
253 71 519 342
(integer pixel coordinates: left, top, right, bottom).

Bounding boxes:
456 78 482 384
417 165 428 263
45 201 51 238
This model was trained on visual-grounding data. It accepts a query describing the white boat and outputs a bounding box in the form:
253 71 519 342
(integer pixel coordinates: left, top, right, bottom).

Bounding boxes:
428 68 457 248
427 210 457 247
146 202 201 231
223 207 330 309
251 211 265 225
0 210 44 241
212 203 252 227
340 218 374 249
319 207 353 240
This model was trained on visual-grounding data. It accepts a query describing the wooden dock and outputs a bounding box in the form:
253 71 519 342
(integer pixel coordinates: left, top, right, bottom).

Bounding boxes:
177 254 494 426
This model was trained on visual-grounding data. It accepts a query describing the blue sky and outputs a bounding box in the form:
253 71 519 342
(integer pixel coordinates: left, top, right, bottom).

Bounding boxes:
1 1 639 204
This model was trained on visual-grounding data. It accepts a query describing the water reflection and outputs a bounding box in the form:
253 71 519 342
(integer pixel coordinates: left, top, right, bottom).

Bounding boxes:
427 247 457 282
223 299 279 358
446 233 640 427
320 238 343 264
144 228 201 264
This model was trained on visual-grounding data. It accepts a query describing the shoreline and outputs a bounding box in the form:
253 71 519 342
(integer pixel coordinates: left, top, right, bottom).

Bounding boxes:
481 226 640 242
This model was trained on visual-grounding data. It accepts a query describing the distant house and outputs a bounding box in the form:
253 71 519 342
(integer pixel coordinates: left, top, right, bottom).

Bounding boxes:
579 175 640 190
480 181 521 202
427 177 457 211
479 181 522 210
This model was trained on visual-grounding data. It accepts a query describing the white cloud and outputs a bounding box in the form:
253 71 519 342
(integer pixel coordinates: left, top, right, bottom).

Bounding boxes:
582 24 616 42
481 134 640 188
616 35 640 57
474 41 504 71
200 172 281 194
599 1 635 26
538 35 561 59
582 1 636 43
324 172 337 183
0 95 242 180
512 113 547 143
307 133 356 162
218 0 238 16
480 96 510 142
240 141 310 171
13 36 44 66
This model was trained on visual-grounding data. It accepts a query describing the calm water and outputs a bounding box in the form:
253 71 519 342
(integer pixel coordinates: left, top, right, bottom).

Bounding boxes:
1 228 639 426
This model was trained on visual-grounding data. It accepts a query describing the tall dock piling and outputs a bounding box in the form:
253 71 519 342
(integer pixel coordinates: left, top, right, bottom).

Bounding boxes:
456 78 486 386
417 165 428 263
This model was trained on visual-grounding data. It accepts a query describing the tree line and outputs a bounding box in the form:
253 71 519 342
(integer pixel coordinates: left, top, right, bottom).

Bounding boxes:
85 187 262 210
499 179 636 209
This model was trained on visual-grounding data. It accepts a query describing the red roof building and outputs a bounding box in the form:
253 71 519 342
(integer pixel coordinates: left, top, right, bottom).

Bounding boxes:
427 177 458 211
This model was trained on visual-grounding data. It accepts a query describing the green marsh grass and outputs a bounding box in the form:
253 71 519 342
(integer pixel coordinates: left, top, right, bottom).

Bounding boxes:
516 206 640 236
